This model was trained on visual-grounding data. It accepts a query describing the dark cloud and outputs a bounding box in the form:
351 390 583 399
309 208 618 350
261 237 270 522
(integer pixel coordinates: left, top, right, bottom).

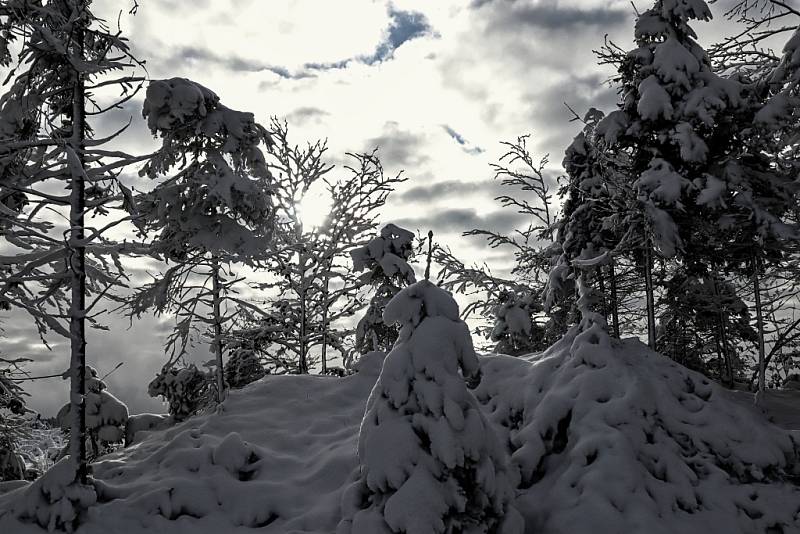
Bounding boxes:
304 59 351 72
89 97 158 155
285 106 330 126
479 0 629 31
530 73 619 158
4 310 170 417
531 73 618 125
365 122 428 169
396 179 507 203
394 207 528 235
157 46 310 78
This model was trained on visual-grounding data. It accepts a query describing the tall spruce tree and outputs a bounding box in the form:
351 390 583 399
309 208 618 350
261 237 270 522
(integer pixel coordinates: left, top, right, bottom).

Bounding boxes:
594 0 752 358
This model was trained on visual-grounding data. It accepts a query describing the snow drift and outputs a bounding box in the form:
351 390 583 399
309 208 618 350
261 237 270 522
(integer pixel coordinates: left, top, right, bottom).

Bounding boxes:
477 322 800 533
1 325 798 533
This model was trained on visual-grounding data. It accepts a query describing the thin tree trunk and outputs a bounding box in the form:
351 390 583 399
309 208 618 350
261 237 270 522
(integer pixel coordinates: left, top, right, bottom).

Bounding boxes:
211 255 225 402
710 275 734 387
609 260 620 338
596 265 607 322
68 22 88 485
643 244 656 350
720 319 734 387
714 329 724 381
299 249 308 374
753 249 766 394
320 257 331 375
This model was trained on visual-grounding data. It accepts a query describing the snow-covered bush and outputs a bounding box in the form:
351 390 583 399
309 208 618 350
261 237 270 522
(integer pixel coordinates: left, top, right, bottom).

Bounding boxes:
491 289 547 356
10 457 96 532
224 348 267 389
1 361 28 481
351 223 416 356
338 280 523 534
56 367 129 460
148 364 213 422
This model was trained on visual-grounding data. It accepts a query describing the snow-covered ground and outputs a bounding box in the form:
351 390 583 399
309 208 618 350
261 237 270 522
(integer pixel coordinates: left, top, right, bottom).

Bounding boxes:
1 328 799 533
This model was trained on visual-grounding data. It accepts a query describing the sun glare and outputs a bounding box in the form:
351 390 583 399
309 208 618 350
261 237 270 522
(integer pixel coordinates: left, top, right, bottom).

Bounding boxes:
297 181 332 230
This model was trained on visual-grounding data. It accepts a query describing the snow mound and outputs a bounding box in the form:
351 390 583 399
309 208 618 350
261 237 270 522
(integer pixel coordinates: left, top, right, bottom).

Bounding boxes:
475 322 800 534
0 323 797 533
0 371 376 533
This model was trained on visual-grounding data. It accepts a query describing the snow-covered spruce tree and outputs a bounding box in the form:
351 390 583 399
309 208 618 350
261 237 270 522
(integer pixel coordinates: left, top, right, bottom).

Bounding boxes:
0 0 146 511
56 367 128 461
235 120 405 374
593 0 772 362
657 270 757 380
351 223 416 355
715 26 800 393
546 108 632 339
129 78 274 402
338 281 523 534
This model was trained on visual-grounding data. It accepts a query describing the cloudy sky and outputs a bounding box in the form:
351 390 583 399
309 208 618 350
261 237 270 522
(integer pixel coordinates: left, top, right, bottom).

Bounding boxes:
4 0 752 415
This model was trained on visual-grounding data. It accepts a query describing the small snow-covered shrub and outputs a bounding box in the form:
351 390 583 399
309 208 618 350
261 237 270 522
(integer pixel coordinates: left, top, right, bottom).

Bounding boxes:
338 280 524 534
351 224 416 355
56 367 129 460
491 289 547 356
11 457 96 532
148 364 213 422
224 348 267 389
1 366 28 481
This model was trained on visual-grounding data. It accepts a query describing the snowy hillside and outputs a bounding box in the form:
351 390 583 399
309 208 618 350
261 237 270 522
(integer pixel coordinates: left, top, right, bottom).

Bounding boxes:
2 326 799 534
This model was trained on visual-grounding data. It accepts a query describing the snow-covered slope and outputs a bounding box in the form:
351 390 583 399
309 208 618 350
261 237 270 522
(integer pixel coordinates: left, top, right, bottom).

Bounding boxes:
1 328 799 534
477 323 800 534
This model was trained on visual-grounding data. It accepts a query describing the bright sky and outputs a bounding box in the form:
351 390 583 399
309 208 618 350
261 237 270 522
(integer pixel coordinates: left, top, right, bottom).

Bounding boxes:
4 0 748 415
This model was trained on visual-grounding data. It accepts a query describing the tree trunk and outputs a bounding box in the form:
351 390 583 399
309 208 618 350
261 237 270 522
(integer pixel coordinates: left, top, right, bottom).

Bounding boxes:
68 23 88 485
596 266 607 322
753 249 766 394
714 330 724 381
320 257 331 375
609 260 620 338
643 245 656 350
299 249 308 374
710 275 734 387
720 319 734 387
211 255 225 402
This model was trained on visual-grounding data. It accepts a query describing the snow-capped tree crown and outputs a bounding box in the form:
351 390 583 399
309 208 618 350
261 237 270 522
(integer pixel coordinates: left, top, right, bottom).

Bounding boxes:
138 78 274 260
